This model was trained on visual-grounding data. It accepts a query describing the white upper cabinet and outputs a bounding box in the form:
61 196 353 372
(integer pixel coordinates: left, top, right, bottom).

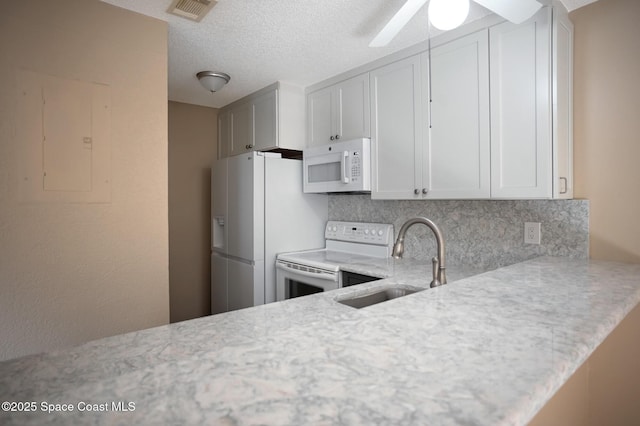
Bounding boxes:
307 73 370 147
306 5 573 200
423 29 491 199
218 82 305 157
252 88 278 151
217 109 231 160
307 86 333 146
370 30 490 200
229 101 253 156
337 74 371 141
552 9 574 199
489 7 573 199
370 54 424 200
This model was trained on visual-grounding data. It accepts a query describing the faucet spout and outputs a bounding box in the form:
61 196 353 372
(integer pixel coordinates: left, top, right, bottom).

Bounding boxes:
392 217 447 287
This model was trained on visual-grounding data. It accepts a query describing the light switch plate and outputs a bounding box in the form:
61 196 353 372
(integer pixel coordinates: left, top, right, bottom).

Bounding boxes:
524 222 541 245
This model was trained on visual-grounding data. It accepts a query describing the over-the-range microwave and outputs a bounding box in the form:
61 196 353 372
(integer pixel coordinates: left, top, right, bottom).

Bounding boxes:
303 138 371 193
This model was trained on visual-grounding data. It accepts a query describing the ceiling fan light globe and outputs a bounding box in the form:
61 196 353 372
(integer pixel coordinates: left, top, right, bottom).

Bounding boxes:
428 0 470 31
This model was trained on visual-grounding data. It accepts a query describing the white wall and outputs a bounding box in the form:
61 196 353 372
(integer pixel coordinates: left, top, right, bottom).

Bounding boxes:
0 0 169 361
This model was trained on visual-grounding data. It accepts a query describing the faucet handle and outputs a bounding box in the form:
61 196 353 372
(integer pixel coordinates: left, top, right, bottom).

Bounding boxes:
430 257 441 288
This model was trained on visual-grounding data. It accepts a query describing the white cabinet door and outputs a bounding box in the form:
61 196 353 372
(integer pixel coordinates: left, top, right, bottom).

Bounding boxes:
230 101 253 156
489 9 552 198
371 54 424 200
217 110 231 159
307 86 333 147
425 29 490 199
552 10 574 199
307 73 370 147
253 89 277 151
335 73 370 141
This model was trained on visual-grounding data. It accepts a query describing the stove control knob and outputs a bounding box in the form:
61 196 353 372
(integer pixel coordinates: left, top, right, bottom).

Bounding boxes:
378 230 384 236
332 226 338 232
364 229 369 235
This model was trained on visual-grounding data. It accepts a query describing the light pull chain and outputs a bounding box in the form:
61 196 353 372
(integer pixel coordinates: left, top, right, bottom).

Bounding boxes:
427 18 433 129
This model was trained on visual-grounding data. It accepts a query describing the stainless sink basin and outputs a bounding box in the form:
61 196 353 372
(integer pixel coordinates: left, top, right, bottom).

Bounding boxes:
337 285 426 309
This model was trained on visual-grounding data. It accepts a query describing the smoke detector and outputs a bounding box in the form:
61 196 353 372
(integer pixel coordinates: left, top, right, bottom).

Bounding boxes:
167 0 217 22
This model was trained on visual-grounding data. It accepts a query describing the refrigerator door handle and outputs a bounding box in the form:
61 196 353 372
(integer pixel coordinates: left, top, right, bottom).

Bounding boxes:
276 262 338 282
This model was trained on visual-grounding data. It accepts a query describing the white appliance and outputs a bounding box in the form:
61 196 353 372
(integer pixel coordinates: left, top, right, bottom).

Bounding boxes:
211 151 328 314
276 221 394 300
303 138 371 193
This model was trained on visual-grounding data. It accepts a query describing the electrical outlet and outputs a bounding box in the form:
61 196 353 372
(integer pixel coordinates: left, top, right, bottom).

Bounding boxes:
524 222 541 244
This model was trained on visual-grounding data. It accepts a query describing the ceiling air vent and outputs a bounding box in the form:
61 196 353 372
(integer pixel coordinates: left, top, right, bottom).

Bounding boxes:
167 0 217 22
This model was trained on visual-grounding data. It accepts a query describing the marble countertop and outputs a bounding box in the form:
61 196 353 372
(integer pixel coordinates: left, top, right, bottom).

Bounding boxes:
2 257 640 425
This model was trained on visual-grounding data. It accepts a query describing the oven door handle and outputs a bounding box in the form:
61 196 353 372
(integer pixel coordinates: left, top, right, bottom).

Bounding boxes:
276 262 338 282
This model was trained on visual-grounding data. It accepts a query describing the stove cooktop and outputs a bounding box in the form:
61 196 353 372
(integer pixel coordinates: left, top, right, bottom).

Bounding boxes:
277 221 396 272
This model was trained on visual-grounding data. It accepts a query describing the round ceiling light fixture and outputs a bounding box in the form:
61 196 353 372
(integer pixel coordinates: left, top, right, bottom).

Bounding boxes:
196 71 231 92
428 0 470 31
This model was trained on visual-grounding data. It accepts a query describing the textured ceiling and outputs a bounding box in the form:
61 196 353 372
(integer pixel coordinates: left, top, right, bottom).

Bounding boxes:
101 0 597 109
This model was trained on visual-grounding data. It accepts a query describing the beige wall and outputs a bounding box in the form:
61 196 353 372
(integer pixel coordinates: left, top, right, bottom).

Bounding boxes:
168 101 218 322
0 0 169 361
530 304 640 425
572 0 640 263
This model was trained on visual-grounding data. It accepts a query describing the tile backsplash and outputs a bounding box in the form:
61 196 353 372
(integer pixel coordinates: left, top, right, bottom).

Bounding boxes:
329 195 589 270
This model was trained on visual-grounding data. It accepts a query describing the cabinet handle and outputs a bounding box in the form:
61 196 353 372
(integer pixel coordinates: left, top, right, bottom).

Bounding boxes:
422 188 428 195
559 177 568 194
414 189 419 195
330 136 335 141
245 144 253 150
335 134 340 140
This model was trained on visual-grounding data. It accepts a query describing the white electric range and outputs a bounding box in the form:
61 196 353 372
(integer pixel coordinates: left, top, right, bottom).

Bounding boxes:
275 221 395 301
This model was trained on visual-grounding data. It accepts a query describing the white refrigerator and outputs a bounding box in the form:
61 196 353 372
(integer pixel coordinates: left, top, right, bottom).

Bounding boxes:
211 151 328 314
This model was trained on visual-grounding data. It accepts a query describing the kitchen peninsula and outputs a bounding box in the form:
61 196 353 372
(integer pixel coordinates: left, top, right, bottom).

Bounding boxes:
1 257 639 425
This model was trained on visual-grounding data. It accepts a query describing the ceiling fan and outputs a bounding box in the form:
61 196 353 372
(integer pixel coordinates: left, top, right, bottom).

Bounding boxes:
369 0 543 47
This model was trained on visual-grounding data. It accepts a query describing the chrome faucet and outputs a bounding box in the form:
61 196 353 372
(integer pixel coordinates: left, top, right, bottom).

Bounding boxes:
392 217 447 288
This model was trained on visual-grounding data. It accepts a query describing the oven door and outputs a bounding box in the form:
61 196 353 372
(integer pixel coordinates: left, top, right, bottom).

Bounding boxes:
276 260 340 301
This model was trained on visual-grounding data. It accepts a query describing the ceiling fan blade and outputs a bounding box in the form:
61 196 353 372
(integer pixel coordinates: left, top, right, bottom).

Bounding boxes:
369 0 429 47
473 0 542 24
